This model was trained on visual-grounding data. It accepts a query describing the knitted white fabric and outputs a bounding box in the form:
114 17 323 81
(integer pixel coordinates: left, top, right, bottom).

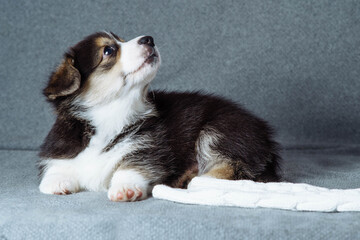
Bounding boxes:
152 177 360 212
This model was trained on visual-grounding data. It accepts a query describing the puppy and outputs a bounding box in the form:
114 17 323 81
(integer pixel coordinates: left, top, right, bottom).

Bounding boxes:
38 32 281 202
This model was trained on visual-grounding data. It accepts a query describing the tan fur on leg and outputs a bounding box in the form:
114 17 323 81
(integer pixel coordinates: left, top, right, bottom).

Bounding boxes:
203 162 234 180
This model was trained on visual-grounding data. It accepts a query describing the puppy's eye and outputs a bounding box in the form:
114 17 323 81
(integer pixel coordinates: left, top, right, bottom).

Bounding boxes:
104 46 115 56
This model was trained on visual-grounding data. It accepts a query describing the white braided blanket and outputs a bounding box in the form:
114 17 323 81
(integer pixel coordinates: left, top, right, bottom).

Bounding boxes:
152 177 360 212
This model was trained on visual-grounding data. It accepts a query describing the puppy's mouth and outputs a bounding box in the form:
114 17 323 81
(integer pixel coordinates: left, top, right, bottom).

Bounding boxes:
145 50 158 64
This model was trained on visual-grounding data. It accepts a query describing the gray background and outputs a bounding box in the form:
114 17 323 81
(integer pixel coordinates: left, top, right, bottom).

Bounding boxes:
1 0 359 149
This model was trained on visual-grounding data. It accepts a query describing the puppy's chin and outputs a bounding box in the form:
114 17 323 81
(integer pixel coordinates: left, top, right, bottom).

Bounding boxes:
126 59 160 86
125 49 161 86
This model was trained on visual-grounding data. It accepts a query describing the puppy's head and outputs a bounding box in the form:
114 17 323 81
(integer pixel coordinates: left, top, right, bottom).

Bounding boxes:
44 32 160 107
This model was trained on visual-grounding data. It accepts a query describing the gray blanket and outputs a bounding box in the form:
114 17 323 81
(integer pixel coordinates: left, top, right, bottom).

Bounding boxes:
1 148 360 239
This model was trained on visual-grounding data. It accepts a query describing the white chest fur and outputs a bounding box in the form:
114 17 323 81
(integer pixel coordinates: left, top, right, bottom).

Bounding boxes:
40 133 142 192
75 134 140 191
80 86 154 142
40 86 155 193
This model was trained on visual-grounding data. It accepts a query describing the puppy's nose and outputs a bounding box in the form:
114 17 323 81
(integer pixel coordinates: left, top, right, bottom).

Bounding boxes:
138 36 155 47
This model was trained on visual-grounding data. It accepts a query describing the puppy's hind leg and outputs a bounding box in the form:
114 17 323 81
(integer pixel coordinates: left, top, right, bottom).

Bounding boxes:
195 126 280 182
195 129 236 180
195 128 257 181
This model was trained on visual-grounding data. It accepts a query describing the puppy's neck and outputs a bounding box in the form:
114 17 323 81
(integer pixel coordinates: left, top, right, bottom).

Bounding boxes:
77 85 155 140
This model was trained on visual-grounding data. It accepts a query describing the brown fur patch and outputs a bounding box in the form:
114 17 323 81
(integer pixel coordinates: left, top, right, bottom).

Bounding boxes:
203 162 234 180
95 37 115 48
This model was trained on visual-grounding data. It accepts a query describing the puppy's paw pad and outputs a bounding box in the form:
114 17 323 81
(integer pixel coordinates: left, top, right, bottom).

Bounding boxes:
108 185 145 202
39 174 79 195
127 189 135 199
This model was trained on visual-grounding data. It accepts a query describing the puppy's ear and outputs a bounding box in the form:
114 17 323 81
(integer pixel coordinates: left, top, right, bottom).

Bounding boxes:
44 55 81 100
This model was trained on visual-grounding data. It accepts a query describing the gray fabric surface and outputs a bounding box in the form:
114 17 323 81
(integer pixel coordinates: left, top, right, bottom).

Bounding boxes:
1 1 360 239
0 148 360 240
1 0 360 150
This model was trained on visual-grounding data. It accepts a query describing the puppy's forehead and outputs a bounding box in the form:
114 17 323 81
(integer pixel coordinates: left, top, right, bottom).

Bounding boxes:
92 32 123 46
76 32 124 49
109 32 125 42
94 36 117 47
95 32 125 44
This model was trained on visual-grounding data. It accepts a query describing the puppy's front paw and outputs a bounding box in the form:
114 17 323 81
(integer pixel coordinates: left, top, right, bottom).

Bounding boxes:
108 183 145 202
107 170 149 202
39 174 79 195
